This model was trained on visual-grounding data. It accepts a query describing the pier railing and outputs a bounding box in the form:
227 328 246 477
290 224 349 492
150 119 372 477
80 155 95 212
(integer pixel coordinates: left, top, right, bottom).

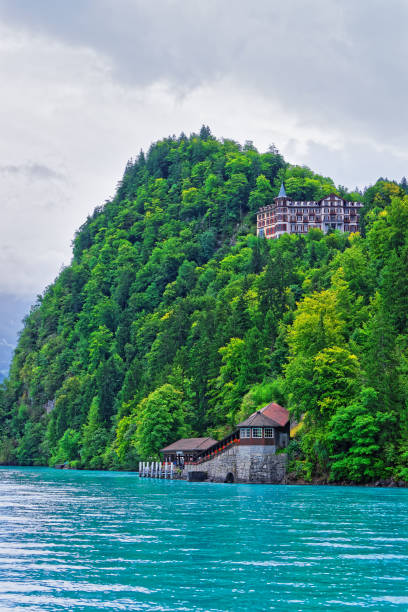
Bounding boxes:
186 431 240 466
138 461 182 479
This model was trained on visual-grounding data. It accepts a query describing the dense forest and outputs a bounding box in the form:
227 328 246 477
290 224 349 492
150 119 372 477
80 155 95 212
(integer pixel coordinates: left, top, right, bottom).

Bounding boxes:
1 127 407 484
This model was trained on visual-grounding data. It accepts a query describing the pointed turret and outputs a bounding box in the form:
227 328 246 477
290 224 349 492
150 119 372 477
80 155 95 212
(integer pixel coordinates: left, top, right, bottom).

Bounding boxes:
278 182 287 198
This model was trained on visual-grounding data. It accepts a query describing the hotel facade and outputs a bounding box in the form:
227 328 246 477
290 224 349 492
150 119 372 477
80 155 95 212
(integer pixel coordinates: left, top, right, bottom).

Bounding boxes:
257 183 363 239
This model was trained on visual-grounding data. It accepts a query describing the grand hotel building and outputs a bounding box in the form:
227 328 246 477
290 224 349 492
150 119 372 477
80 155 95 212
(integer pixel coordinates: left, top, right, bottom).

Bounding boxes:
257 183 363 239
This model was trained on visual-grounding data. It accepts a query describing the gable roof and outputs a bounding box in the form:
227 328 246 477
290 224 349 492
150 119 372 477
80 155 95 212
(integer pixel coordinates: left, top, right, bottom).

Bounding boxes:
317 193 346 204
237 403 290 429
160 437 218 453
237 411 281 428
260 403 289 427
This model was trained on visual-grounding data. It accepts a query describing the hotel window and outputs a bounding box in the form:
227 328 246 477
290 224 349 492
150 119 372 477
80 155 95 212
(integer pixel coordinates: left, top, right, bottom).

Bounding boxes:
264 427 274 438
240 428 251 438
252 427 263 438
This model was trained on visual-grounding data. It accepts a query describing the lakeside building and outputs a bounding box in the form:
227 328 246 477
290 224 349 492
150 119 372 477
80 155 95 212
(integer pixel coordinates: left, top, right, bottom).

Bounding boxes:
257 183 363 239
236 402 290 449
161 437 217 465
156 403 290 484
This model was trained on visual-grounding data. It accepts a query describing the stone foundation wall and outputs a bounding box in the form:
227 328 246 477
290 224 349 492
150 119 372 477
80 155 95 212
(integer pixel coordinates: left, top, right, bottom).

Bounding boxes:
185 445 287 484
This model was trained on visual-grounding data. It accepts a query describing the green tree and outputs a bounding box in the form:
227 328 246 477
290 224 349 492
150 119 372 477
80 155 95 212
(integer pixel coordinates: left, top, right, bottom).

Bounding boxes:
327 388 387 483
135 384 192 459
50 428 81 466
80 397 109 469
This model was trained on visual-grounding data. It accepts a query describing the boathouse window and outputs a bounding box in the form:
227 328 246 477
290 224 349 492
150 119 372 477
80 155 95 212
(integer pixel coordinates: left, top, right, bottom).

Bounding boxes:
264 427 274 438
252 427 263 438
240 428 251 438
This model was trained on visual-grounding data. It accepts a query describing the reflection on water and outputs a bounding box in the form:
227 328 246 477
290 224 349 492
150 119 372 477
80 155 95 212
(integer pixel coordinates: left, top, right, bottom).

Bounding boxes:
0 468 407 610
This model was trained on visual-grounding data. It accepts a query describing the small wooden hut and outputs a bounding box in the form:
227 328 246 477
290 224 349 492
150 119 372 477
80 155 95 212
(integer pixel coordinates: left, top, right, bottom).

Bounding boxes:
236 403 290 449
160 437 218 465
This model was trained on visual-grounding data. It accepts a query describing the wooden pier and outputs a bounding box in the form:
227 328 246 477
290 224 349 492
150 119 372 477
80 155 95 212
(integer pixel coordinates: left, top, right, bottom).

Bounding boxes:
138 461 180 479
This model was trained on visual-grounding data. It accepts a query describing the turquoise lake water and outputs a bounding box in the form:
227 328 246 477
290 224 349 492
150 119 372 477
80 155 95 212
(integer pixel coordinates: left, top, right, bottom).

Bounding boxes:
0 468 407 611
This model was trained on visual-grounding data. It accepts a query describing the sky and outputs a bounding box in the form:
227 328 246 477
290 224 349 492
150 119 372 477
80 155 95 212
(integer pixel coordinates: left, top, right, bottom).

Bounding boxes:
0 0 407 371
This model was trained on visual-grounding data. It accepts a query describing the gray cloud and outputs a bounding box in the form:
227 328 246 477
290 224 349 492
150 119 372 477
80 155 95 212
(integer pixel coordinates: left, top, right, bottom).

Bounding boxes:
0 163 64 180
1 0 407 148
0 293 32 376
0 337 14 349
288 139 408 191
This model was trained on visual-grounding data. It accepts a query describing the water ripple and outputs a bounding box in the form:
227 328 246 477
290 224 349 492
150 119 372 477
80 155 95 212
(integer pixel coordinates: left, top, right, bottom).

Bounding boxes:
0 467 407 611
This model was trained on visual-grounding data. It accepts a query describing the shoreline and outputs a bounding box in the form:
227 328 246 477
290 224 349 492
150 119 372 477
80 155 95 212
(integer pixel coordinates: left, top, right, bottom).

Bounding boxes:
1 464 407 488
285 476 407 488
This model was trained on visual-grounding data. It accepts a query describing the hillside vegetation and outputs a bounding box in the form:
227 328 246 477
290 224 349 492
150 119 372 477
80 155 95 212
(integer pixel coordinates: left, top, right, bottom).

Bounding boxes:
1 127 407 483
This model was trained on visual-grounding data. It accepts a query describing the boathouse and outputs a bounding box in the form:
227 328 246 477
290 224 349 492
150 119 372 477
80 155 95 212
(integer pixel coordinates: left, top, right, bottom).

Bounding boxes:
143 403 291 484
160 437 218 465
236 402 290 450
186 403 290 483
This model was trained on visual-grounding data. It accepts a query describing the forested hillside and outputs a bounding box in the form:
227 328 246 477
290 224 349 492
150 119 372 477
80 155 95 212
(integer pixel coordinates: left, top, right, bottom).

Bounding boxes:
1 128 407 483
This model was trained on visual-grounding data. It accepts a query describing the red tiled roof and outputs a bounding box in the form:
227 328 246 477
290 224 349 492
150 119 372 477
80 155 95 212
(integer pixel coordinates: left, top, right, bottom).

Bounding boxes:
236 412 281 428
160 437 218 453
260 403 289 427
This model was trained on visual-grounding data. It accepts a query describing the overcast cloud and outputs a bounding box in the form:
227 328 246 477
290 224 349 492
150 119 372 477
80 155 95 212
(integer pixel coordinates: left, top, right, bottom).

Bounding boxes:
0 0 407 303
